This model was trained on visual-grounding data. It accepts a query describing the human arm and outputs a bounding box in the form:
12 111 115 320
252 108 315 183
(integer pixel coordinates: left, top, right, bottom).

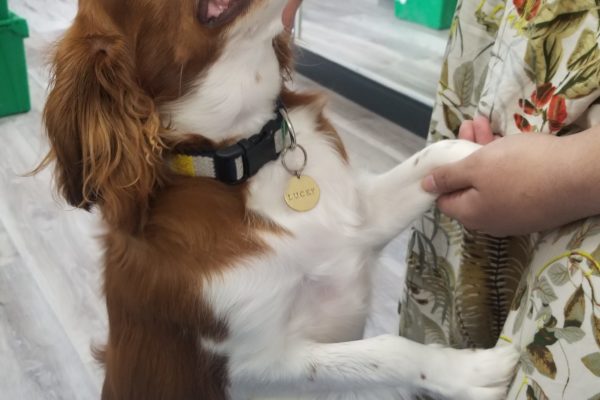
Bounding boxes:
422 119 600 236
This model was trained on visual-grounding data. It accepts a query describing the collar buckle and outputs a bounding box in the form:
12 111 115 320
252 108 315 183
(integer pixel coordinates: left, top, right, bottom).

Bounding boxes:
214 144 246 184
240 131 280 178
169 101 287 184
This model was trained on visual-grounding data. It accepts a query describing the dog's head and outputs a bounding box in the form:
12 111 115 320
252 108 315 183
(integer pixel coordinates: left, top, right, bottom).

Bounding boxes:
42 0 299 229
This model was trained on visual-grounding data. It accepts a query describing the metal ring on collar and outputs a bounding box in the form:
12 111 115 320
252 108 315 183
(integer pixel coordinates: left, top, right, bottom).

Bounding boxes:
281 144 308 178
280 107 297 149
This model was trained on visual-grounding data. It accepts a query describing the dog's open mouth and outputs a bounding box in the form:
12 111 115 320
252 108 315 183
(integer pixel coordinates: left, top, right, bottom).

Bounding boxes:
197 0 252 27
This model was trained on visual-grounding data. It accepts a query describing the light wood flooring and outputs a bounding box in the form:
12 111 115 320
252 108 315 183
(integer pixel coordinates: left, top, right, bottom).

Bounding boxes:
0 0 425 398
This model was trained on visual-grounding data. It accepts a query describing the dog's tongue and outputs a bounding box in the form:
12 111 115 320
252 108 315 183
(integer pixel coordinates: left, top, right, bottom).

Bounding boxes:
207 0 231 19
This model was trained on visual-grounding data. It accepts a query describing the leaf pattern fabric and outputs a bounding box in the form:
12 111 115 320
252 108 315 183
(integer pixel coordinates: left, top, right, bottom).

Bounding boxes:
399 0 600 398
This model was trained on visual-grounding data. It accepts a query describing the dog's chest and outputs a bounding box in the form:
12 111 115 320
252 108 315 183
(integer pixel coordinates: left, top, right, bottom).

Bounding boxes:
285 256 372 342
203 114 373 350
204 229 371 348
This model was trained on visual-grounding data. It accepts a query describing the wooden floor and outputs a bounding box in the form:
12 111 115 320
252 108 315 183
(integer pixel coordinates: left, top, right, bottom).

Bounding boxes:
0 1 425 398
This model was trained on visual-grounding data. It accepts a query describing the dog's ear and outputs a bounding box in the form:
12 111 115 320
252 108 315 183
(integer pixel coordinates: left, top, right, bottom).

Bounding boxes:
42 11 164 229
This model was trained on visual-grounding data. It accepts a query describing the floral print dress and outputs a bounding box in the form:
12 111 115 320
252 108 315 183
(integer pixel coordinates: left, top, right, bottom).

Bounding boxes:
398 1 600 398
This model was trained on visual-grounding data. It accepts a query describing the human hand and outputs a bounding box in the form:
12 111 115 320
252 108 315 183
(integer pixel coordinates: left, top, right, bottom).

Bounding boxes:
421 118 593 236
456 116 499 145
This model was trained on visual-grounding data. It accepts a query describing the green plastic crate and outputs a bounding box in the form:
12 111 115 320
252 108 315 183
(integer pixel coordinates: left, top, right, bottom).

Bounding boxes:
0 2 31 118
0 0 6 20
395 0 458 30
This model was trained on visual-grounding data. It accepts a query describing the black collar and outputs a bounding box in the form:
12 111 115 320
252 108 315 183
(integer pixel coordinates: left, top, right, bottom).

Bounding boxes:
168 103 289 184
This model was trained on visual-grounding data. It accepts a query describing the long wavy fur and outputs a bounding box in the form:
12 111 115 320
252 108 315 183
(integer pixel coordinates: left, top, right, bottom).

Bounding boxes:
39 15 165 232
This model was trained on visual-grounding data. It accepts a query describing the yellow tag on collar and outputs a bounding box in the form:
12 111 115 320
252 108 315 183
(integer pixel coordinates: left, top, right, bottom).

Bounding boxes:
284 175 320 212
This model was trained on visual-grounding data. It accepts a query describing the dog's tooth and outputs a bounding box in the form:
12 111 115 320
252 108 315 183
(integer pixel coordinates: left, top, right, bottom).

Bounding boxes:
207 0 231 19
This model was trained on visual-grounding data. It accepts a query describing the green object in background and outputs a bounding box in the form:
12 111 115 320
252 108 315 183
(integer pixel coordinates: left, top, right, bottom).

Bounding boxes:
395 0 458 30
0 0 8 20
0 2 31 118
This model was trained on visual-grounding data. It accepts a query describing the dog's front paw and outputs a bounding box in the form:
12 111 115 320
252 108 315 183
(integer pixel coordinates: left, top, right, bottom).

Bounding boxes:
427 345 519 400
414 139 481 176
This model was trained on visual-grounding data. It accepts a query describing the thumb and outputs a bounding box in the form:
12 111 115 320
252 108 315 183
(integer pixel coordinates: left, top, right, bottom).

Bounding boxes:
422 161 473 194
436 188 480 227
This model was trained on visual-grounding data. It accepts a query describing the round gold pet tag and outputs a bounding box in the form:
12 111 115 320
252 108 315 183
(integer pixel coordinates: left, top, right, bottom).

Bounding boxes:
284 175 321 212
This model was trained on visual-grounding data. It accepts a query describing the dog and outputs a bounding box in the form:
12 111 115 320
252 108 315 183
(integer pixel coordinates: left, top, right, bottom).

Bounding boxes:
41 0 519 399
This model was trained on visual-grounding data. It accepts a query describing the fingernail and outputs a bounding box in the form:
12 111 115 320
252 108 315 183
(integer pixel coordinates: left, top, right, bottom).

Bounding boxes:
422 175 438 193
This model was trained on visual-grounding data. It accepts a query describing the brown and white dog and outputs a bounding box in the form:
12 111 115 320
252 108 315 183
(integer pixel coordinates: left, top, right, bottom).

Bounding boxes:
41 0 518 399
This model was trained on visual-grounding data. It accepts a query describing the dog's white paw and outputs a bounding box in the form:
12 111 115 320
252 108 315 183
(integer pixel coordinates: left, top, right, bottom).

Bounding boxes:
414 139 481 175
426 345 519 400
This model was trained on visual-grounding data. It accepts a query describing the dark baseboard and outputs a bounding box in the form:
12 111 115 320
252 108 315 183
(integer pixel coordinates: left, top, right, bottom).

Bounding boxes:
294 47 433 138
